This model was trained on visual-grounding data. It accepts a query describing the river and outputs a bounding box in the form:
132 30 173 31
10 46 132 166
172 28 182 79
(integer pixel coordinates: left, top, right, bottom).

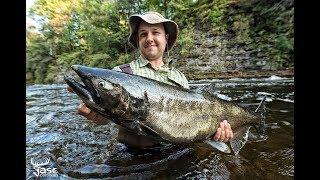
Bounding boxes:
26 75 294 179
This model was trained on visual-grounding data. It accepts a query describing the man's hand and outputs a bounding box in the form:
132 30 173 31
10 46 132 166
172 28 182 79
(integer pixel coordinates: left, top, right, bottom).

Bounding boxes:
67 86 109 125
213 120 234 142
67 86 74 93
77 103 109 125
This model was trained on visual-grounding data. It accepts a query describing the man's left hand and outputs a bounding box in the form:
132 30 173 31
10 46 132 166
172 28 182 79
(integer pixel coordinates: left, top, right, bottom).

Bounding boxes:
213 120 234 142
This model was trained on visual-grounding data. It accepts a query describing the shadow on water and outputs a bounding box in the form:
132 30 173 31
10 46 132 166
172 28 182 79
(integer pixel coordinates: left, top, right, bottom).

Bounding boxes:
26 76 294 179
68 145 194 179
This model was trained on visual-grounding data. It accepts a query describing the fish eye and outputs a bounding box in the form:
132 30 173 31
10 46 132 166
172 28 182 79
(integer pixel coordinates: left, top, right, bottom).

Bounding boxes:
98 81 113 90
98 81 105 87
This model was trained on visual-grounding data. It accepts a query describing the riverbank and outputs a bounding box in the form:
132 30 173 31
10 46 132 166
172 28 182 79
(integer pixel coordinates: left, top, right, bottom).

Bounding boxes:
184 68 294 80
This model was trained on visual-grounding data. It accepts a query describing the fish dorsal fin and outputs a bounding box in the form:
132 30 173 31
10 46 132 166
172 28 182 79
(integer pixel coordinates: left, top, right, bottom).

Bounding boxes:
204 140 231 154
230 125 252 155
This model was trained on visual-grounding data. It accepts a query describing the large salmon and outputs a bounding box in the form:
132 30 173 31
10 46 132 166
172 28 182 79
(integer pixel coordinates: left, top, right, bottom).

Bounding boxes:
64 65 265 154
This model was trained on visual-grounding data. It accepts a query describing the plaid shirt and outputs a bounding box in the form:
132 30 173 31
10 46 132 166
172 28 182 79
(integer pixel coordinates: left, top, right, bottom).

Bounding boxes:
113 55 189 89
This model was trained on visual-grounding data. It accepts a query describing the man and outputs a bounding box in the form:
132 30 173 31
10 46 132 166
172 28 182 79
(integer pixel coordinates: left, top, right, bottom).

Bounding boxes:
67 11 233 149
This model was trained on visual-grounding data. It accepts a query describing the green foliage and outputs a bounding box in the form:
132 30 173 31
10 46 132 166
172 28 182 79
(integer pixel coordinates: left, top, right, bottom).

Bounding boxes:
208 0 229 34
117 53 131 66
44 64 60 83
139 0 162 13
85 53 112 68
209 0 228 34
231 14 252 44
26 28 54 84
177 27 194 57
275 35 293 53
249 0 294 67
56 51 85 68
33 57 54 84
167 0 199 29
271 35 293 67
27 0 131 83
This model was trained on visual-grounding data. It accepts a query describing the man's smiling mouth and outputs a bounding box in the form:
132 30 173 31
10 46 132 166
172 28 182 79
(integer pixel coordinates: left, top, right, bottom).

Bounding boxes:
145 44 157 48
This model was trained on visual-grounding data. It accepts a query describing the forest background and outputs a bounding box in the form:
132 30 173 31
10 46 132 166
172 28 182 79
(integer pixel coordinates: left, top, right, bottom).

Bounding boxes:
26 0 293 84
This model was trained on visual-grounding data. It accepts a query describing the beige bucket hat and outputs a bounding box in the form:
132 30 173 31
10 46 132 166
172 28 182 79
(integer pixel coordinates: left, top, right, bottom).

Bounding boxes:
128 11 179 51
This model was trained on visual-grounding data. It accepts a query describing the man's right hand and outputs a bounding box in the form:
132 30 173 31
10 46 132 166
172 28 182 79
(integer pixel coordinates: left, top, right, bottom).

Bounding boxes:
67 86 109 125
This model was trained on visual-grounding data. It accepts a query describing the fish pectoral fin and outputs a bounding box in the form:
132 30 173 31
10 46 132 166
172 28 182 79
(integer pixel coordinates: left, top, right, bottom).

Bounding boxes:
230 125 252 156
204 140 231 154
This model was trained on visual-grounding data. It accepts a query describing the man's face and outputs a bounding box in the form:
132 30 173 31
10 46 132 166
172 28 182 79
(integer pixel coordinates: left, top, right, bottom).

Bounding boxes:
138 21 168 61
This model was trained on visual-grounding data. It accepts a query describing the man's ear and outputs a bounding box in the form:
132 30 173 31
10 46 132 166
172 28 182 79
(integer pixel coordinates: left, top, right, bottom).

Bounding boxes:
166 34 169 40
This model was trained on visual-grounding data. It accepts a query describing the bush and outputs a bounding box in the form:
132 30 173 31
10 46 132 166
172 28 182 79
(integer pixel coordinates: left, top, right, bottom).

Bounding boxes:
177 27 194 57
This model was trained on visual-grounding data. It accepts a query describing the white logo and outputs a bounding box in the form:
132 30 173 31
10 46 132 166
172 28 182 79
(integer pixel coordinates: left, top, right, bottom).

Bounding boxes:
30 157 58 177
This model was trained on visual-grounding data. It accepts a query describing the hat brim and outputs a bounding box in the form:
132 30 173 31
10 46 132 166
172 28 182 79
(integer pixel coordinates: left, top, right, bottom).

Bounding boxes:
128 15 179 51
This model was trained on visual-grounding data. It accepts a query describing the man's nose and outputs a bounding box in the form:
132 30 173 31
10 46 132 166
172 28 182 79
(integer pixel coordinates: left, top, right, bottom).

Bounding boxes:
146 33 154 43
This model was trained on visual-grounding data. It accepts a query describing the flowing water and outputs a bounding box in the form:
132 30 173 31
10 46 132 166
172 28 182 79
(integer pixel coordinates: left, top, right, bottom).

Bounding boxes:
26 76 294 179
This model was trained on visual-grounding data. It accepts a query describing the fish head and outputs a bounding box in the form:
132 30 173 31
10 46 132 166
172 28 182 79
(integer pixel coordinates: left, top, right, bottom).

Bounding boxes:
89 77 124 110
64 65 124 113
64 65 166 142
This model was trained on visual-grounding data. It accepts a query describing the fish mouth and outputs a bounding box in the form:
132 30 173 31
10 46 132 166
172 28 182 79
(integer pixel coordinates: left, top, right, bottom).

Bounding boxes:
64 65 102 110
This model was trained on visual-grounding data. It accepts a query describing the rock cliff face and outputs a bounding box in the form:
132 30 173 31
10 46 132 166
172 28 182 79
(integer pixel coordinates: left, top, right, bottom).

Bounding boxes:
170 0 294 80
172 30 293 80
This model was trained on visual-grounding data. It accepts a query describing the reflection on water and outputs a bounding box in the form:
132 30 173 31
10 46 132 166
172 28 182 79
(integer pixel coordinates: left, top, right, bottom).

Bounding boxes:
26 76 294 179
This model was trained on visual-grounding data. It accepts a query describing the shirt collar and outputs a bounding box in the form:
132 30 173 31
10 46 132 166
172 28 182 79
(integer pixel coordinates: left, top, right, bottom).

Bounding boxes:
138 55 172 70
137 55 149 68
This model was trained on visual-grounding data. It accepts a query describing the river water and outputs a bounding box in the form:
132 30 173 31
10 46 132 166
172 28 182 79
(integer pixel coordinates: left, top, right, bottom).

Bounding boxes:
26 76 294 179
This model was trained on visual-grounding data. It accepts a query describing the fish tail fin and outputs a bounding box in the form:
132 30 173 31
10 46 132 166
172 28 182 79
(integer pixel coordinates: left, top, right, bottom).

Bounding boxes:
255 95 267 116
204 140 231 154
254 95 267 135
204 125 252 155
230 125 252 155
